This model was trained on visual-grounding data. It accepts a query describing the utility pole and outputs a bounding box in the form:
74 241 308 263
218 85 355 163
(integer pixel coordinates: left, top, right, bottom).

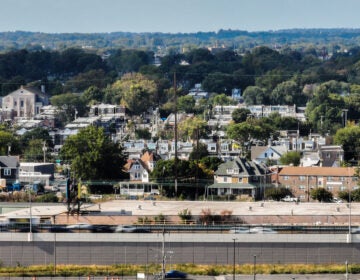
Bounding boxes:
174 72 178 196
232 239 237 280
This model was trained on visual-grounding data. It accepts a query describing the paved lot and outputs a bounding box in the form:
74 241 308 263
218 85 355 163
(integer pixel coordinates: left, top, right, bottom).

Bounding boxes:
2 200 360 226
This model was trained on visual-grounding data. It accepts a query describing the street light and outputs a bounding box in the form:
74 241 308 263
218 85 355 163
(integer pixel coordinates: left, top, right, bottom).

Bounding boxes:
348 167 352 243
42 141 47 163
253 255 256 280
232 238 237 280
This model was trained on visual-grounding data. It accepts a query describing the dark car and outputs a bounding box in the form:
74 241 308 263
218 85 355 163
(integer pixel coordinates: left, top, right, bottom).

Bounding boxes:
165 270 187 279
46 225 71 233
92 225 115 233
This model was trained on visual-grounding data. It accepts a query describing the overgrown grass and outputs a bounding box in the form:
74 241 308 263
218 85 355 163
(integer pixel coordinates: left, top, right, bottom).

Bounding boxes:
0 263 357 277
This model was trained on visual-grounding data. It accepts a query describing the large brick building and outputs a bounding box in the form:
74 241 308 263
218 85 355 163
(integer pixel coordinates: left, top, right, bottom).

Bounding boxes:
276 166 357 201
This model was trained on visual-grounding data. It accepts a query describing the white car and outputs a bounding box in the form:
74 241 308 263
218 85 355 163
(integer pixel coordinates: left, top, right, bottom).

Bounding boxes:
66 223 94 231
229 227 251 234
114 225 137 233
250 227 277 234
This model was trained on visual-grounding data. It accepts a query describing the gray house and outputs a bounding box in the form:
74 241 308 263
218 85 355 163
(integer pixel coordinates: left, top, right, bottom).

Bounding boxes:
0 156 20 186
208 157 266 199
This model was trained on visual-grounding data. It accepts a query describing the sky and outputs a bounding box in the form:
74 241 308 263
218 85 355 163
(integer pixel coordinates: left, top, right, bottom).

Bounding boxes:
1 0 360 34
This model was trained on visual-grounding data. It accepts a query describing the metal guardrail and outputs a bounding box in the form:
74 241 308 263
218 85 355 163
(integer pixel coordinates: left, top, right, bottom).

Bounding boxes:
0 223 353 234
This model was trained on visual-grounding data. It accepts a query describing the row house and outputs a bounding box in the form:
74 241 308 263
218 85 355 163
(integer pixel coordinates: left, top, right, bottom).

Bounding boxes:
276 166 357 202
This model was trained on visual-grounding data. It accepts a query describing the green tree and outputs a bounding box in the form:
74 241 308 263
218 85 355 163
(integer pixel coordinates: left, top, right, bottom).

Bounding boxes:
0 130 21 156
310 187 333 202
210 93 235 106
113 73 157 115
232 108 251 123
177 95 196 113
265 187 292 201
333 123 360 162
59 126 127 180
242 86 267 105
19 127 53 146
270 80 306 106
279 151 301 166
178 116 209 141
23 139 48 162
50 93 87 125
82 86 103 104
189 143 209 161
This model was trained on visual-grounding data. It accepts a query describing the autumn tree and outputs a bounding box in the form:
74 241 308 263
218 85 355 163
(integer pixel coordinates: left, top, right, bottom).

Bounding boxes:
111 73 157 115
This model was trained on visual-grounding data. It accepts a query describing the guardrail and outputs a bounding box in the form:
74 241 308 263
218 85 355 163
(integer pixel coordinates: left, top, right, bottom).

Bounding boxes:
0 223 353 234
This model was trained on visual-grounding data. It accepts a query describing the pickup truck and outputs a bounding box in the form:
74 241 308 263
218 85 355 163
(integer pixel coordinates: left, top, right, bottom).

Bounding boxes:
281 195 299 202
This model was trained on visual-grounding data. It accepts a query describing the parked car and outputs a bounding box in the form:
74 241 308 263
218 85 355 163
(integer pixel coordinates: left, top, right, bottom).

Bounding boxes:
66 223 94 231
46 225 71 233
230 226 277 234
250 227 277 234
115 225 150 233
91 225 115 233
229 226 251 234
115 225 137 233
164 270 187 279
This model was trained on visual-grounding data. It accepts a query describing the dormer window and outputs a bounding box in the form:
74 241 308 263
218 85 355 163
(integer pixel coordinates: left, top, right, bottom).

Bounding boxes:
134 164 140 170
226 168 238 174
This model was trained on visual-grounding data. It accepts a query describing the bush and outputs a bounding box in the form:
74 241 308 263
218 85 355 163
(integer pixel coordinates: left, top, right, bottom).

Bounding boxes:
34 193 59 202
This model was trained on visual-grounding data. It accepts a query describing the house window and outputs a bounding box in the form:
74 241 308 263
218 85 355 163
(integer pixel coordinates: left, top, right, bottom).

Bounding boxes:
264 153 267 157
283 176 289 180
3 169 11 176
20 100 24 107
340 177 345 182
299 176 305 181
327 176 333 181
210 146 216 151
299 185 305 190
134 164 140 170
224 177 228 182
327 186 333 191
134 172 141 179
340 186 347 191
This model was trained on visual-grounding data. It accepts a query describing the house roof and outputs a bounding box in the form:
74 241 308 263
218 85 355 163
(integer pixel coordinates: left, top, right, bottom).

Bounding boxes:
278 166 355 176
0 156 20 168
7 86 48 100
215 157 264 177
124 158 150 173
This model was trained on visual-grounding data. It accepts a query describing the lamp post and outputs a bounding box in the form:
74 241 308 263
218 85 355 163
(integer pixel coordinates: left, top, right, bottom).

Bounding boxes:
253 255 256 280
27 189 33 242
345 260 349 280
348 167 352 242
42 141 47 163
232 238 237 280
53 215 57 276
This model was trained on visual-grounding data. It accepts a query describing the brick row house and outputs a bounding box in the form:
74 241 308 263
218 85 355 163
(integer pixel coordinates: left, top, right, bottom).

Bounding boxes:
276 166 357 201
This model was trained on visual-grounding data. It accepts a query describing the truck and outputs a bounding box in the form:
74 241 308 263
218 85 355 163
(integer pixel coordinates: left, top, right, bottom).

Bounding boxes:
281 195 299 202
6 182 21 192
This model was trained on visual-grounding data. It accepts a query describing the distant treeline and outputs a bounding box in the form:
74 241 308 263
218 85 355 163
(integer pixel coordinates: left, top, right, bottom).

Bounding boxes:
1 28 360 52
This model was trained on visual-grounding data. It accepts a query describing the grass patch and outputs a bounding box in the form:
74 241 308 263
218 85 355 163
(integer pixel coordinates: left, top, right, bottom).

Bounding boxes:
0 263 355 277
